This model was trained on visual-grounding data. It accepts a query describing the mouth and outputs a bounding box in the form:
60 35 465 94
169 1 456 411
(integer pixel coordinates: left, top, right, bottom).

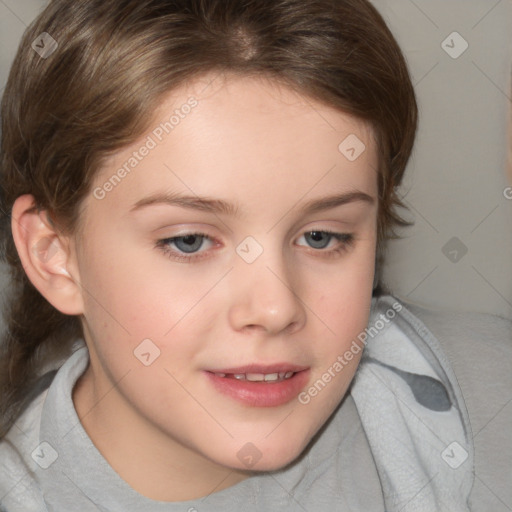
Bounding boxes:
204 365 310 407
212 371 296 382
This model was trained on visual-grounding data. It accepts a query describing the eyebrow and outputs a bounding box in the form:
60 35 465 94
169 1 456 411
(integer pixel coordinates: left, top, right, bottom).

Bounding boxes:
129 190 375 216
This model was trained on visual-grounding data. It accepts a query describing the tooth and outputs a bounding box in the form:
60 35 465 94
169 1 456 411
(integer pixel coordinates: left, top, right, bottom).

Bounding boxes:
226 372 295 382
246 373 265 382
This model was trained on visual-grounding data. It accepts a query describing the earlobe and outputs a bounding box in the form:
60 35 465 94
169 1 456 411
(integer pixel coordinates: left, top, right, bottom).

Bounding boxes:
11 194 84 315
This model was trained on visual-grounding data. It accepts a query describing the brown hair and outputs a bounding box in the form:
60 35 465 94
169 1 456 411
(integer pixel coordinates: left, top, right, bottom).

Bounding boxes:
0 0 417 437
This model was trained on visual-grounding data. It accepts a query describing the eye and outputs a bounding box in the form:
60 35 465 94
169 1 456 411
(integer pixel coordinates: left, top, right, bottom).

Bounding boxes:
156 229 355 263
156 232 215 261
297 230 355 255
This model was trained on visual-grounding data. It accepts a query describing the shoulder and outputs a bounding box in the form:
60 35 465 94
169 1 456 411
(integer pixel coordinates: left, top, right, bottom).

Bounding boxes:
399 297 512 405
0 377 53 511
397 296 512 510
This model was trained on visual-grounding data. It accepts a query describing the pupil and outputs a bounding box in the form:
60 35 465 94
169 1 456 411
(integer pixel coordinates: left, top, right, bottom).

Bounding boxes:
183 235 196 245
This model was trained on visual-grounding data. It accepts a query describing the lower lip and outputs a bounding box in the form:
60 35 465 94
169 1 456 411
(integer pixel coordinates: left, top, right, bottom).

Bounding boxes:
205 370 310 407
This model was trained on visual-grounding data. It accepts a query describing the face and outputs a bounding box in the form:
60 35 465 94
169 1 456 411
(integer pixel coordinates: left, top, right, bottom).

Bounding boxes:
71 73 378 491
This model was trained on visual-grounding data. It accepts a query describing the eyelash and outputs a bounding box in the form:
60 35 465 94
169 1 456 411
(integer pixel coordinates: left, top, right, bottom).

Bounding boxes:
155 230 355 263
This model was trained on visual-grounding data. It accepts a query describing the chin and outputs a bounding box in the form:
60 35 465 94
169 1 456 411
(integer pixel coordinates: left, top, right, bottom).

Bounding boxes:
225 435 311 474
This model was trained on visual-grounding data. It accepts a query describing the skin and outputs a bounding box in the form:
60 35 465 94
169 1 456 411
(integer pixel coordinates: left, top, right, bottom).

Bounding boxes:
14 72 379 502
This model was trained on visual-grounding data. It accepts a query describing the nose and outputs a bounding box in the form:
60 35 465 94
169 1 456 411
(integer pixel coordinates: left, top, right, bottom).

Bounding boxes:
227 251 307 336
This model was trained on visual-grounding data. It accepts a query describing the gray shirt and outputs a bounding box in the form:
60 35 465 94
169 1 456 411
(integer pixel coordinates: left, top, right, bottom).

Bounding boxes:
1 295 510 511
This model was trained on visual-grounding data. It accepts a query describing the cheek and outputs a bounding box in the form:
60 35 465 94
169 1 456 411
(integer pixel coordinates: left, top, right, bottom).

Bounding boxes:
78 244 216 380
304 247 375 386
311 247 375 332
299 283 370 417
79 231 198 330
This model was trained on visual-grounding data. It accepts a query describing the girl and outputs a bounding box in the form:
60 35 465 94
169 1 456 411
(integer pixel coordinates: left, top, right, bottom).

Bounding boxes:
0 1 510 510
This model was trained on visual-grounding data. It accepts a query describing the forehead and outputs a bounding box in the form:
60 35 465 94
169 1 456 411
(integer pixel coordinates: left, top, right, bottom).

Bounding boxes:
85 72 378 220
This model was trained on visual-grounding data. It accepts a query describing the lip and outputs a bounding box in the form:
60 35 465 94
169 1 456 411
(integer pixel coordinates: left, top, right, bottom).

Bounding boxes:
204 368 310 407
207 363 309 374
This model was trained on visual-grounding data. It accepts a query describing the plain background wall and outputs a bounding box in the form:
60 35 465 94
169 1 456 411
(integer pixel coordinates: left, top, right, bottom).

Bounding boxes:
0 0 511 323
374 0 512 320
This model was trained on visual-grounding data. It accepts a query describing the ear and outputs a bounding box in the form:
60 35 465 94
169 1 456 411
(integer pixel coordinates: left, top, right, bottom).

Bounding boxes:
11 194 84 315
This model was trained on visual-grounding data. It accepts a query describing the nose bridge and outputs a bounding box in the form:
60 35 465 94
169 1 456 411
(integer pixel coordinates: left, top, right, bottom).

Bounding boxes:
228 238 306 334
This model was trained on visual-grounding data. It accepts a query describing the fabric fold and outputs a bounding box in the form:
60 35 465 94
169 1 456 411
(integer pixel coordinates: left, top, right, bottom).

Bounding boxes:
351 295 474 512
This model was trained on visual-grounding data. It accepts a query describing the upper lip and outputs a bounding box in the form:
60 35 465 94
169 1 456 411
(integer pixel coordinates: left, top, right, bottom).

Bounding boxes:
207 363 309 374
